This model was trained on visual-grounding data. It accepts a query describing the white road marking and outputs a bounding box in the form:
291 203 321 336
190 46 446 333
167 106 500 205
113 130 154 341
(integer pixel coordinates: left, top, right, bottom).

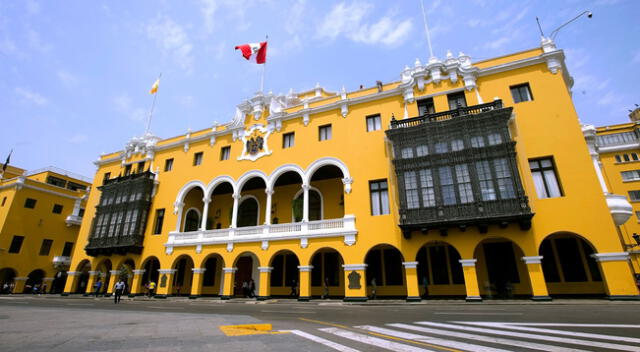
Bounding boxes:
289 330 361 352
147 306 182 309
476 322 640 328
319 327 435 352
66 303 94 306
416 321 640 352
356 325 514 352
389 323 588 352
260 310 316 314
433 312 523 316
458 322 640 344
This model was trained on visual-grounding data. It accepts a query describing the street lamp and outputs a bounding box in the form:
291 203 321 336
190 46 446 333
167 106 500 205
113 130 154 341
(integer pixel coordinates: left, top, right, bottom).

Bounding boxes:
549 10 593 40
624 233 640 249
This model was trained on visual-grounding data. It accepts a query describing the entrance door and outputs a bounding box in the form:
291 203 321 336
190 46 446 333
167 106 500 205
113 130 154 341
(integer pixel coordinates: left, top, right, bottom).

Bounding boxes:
234 257 253 296
483 242 519 297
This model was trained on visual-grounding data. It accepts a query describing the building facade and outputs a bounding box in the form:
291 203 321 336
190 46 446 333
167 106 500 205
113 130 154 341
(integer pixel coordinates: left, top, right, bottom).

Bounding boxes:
64 38 639 301
0 165 90 293
586 106 640 278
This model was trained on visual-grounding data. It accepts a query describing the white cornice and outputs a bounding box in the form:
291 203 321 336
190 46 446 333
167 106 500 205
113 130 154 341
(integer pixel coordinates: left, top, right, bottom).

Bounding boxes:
0 179 85 200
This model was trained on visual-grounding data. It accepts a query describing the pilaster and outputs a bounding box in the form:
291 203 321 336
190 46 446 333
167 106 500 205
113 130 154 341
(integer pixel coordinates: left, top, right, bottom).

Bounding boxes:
591 252 640 300
13 277 28 293
459 259 482 302
62 271 77 295
257 266 272 300
156 269 177 298
130 269 145 296
402 261 421 302
298 265 313 301
521 256 551 301
342 264 367 302
221 267 237 299
190 268 206 298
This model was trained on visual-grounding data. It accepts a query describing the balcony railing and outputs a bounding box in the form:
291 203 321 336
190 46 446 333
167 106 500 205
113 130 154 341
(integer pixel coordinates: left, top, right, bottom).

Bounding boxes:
165 215 357 254
390 100 503 129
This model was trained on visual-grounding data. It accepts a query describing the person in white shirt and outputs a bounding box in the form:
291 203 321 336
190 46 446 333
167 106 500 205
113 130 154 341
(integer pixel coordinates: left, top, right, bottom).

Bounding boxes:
114 279 126 304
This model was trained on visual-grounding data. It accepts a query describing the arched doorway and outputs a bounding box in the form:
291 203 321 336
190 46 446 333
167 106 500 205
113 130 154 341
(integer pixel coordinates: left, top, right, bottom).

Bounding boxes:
172 255 194 296
25 269 45 293
364 245 406 298
184 209 201 232
269 251 300 297
51 270 68 294
307 164 345 219
117 259 135 294
415 241 465 298
539 233 605 296
95 259 113 294
207 180 234 229
233 252 259 297
474 238 532 298
293 189 322 222
237 197 259 227
0 268 17 293
310 248 345 298
141 257 160 294
201 254 224 296
74 260 91 294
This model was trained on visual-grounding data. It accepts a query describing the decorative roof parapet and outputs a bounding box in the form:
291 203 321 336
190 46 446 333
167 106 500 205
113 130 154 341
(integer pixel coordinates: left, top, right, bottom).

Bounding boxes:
122 133 161 162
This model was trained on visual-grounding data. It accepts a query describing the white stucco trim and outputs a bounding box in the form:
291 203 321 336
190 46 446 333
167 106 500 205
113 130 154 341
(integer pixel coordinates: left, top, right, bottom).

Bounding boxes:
590 252 630 262
521 256 543 264
458 259 477 267
342 264 367 271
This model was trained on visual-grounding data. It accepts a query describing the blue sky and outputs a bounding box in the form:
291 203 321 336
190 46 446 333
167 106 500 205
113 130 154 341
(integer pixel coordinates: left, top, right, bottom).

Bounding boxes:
1 0 638 177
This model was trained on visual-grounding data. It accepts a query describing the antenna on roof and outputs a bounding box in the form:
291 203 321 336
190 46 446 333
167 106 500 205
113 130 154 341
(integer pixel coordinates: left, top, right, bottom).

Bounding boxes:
419 0 435 59
536 17 545 37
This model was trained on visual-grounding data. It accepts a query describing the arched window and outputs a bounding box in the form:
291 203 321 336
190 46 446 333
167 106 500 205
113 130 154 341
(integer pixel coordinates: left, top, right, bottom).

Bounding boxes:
184 209 200 232
293 189 322 221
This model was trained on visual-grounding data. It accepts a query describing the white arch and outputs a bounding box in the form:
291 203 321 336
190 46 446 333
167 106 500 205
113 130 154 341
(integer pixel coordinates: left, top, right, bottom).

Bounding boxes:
205 175 237 199
267 164 305 191
182 207 202 232
304 157 351 185
293 186 324 220
175 180 207 205
237 195 260 227
236 170 269 195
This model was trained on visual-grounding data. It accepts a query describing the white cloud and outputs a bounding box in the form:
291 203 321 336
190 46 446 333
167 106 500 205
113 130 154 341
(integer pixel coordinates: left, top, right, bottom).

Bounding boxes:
15 87 48 106
68 133 88 144
146 16 193 73
26 28 52 53
597 91 622 107
113 95 146 122
317 1 413 47
285 0 306 35
57 70 79 88
200 0 218 34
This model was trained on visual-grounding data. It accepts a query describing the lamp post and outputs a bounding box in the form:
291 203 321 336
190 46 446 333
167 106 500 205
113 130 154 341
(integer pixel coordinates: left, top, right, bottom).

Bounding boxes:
549 10 593 41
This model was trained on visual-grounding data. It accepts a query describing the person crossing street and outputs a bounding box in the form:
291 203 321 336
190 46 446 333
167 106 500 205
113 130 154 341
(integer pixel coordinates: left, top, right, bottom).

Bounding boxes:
114 279 125 304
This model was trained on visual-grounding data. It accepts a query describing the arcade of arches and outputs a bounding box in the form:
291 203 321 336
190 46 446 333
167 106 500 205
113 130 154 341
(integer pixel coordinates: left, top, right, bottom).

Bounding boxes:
59 232 621 300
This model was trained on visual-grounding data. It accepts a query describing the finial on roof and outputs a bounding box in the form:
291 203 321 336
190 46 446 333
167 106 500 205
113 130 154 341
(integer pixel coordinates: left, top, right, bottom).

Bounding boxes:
415 58 422 67
446 50 453 59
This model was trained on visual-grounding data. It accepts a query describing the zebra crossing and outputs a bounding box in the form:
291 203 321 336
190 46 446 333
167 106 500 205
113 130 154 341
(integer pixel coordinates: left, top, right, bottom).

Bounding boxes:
286 321 640 352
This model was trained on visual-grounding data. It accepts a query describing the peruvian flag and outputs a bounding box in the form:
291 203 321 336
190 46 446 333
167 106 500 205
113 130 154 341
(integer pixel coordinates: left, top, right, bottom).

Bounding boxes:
235 41 267 64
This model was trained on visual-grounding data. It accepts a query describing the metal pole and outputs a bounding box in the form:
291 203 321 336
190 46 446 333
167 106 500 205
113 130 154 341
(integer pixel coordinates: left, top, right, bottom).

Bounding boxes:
145 73 162 134
260 36 268 93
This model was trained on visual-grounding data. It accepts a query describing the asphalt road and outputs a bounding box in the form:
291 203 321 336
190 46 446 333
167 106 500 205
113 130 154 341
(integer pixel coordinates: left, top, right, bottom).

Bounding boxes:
1 295 639 352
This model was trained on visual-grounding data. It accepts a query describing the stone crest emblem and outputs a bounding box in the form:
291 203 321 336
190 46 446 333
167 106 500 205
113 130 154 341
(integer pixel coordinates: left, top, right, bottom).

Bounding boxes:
238 124 272 161
246 135 264 155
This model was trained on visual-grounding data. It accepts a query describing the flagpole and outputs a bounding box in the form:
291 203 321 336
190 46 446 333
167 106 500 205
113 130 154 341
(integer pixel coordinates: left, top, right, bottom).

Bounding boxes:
145 73 162 135
0 149 12 181
260 35 268 92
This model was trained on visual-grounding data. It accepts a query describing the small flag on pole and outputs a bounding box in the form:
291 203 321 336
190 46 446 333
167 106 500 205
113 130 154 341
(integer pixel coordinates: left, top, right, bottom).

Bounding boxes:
2 149 12 173
235 42 268 64
149 79 160 94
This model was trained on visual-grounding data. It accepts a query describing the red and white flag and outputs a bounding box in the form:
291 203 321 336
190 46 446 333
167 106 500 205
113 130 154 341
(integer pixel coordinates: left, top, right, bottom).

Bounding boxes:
235 41 267 64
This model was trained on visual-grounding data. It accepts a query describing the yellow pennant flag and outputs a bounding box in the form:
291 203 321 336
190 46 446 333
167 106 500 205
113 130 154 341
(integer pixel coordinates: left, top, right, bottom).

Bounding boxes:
149 79 160 94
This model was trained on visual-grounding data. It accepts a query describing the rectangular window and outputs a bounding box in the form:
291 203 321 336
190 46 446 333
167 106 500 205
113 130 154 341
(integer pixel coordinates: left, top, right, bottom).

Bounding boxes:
530 157 563 199
401 147 413 159
455 164 474 204
103 172 111 184
488 133 503 145
404 172 420 209
67 182 85 191
164 158 174 172
416 145 428 157
615 155 622 163
46 176 67 188
1 197 6 206
39 239 53 256
193 152 203 166
633 153 639 161
124 164 132 176
319 124 332 141
624 154 630 162
153 208 165 235
629 190 640 202
366 114 382 132
470 136 485 148
435 142 448 154
417 97 435 116
439 167 456 205
495 158 516 199
419 169 436 207
510 83 533 103
451 139 464 151
8 235 24 253
24 198 37 209
621 170 640 182
52 204 63 214
220 146 230 161
137 161 146 173
283 132 295 148
447 92 467 110
369 180 390 215
597 132 637 147
476 161 496 201
62 242 74 256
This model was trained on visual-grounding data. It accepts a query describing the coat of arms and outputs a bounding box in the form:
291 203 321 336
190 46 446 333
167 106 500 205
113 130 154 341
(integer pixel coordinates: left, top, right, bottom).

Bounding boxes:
246 135 264 155
238 124 272 161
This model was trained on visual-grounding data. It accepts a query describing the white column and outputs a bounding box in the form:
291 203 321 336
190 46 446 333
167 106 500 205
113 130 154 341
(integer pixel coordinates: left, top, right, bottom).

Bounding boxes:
231 193 240 228
200 196 211 230
174 202 184 232
264 189 273 225
302 184 310 222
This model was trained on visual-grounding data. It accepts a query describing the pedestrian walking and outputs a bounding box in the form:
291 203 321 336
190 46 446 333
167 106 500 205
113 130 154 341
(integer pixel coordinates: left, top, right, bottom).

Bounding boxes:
94 280 102 297
370 277 377 300
242 280 249 298
289 279 297 297
422 276 429 299
249 278 256 298
114 279 125 304
322 277 329 299
148 281 156 297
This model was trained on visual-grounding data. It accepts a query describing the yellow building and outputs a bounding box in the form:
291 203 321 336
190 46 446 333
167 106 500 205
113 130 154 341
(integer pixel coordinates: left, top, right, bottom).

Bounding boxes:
586 106 640 278
64 37 639 302
0 165 90 294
